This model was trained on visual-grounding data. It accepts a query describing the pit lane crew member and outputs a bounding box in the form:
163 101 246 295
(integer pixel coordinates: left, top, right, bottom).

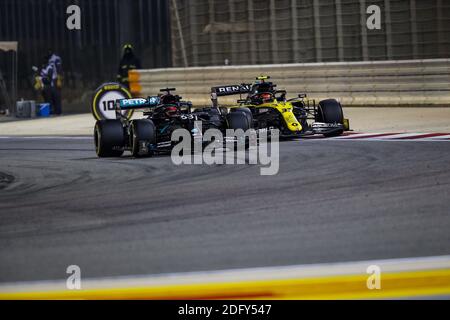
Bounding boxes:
116 44 141 88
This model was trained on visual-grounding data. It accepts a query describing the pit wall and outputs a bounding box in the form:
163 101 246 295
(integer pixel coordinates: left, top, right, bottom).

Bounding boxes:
128 59 450 107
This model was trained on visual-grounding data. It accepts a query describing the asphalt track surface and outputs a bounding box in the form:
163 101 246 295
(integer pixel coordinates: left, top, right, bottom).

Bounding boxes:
1 136 450 283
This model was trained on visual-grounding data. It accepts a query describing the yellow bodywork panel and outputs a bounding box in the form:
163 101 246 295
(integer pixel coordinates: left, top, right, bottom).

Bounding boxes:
275 103 302 132
230 101 303 132
343 118 350 131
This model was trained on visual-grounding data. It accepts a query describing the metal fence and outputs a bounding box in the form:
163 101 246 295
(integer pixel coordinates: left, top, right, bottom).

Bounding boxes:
170 0 450 67
129 59 450 107
0 0 171 101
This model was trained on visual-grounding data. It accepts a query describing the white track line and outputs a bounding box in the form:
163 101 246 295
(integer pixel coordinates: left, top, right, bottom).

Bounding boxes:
0 136 91 140
328 133 450 141
346 138 450 142
421 134 450 141
377 133 428 139
331 132 392 139
1 134 450 141
0 255 449 293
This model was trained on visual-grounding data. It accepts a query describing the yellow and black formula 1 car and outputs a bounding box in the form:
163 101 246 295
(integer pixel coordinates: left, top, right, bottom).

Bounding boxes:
210 76 350 138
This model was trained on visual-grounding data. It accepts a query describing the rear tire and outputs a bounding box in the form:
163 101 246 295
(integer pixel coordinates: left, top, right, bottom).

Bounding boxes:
130 119 156 157
226 111 250 131
94 120 125 157
231 107 253 128
316 99 344 137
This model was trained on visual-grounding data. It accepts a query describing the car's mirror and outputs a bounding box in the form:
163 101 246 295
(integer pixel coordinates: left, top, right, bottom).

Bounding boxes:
219 107 229 115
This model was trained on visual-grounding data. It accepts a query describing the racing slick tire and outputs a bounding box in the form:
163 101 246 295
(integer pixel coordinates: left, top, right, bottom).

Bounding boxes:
226 111 250 131
231 107 253 128
226 112 251 150
130 119 156 157
316 99 344 137
94 120 125 157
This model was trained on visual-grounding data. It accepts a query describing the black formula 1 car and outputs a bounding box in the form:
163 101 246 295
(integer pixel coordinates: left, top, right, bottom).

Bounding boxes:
94 88 250 157
211 76 350 138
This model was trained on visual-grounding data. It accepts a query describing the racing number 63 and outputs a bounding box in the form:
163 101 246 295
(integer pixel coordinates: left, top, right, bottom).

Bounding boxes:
180 114 194 120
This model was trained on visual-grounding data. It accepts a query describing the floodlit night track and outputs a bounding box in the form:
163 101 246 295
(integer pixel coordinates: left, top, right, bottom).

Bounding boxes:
1 134 450 298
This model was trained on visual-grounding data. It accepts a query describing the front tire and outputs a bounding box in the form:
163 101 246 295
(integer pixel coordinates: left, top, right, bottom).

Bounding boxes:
94 120 125 157
316 99 344 137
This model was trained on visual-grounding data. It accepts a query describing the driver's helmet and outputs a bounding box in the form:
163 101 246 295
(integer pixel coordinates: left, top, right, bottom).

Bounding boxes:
260 92 273 103
249 82 275 104
259 83 273 93
252 82 274 94
160 94 178 105
163 106 179 117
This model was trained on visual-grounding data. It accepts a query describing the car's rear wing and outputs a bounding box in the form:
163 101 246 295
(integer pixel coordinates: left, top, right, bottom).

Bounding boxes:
211 84 252 97
116 96 193 120
118 96 160 110
211 84 252 107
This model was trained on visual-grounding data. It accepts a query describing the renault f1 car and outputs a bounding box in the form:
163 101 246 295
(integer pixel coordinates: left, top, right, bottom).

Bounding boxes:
94 88 250 157
210 76 349 138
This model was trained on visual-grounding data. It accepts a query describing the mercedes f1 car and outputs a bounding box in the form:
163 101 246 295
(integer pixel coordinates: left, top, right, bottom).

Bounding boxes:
94 88 250 157
211 76 349 138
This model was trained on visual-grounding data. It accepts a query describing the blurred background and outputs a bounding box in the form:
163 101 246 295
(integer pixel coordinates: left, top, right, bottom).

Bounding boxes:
171 0 450 66
0 0 449 112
